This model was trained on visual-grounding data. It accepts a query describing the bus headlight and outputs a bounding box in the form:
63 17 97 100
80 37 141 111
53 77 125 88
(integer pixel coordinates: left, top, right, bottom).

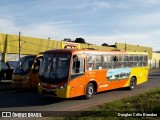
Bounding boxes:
59 83 68 89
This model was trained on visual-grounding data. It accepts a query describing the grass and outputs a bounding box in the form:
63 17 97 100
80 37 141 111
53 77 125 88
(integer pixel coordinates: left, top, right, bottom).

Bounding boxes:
47 88 160 120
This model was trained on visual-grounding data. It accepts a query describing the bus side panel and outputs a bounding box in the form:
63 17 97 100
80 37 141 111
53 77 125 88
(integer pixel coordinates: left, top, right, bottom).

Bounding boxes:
85 70 129 93
133 67 148 85
124 67 149 87
106 68 131 89
29 70 39 88
12 74 31 88
68 75 86 98
85 70 108 92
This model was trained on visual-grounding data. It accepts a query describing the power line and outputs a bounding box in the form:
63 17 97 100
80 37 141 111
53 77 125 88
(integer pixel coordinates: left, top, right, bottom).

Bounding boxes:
6 44 41 53
0 40 19 44
22 40 55 49
0 40 56 49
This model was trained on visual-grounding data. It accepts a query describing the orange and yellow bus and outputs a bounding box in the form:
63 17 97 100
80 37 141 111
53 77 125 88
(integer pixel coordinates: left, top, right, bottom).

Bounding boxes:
12 53 43 88
38 49 148 99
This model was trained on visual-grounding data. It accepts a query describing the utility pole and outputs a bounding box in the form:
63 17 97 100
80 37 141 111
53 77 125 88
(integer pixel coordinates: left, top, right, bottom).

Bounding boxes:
3 34 8 62
125 43 127 51
19 31 21 59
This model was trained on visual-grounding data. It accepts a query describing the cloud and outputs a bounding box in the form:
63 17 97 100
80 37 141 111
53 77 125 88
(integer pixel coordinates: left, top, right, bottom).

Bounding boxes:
0 17 159 50
21 22 75 40
91 0 131 11
79 34 149 46
122 12 160 28
0 19 20 34
135 0 160 5
0 0 160 51
72 32 160 50
0 18 73 40
93 1 111 9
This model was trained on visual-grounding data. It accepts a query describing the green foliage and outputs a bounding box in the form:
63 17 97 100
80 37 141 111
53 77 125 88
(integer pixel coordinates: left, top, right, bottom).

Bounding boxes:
48 88 160 120
74 38 86 43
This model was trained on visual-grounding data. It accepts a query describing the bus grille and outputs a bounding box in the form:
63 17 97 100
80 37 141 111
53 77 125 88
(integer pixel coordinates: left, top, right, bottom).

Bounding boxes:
42 90 57 96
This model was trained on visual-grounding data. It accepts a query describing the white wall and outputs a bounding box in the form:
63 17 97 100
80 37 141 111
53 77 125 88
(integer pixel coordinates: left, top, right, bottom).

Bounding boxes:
150 53 160 69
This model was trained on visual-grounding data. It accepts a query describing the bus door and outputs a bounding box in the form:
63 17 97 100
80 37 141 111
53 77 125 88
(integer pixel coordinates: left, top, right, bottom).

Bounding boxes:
30 55 43 88
69 54 86 98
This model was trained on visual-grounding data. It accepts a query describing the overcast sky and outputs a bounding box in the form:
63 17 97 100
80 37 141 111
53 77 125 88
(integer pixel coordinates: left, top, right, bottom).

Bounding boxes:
0 0 160 50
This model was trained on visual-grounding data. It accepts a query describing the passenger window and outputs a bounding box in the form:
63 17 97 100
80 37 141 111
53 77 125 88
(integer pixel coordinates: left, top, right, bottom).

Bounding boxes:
95 56 102 70
70 55 85 80
87 55 95 70
113 56 118 62
87 55 102 70
103 55 114 69
71 55 84 74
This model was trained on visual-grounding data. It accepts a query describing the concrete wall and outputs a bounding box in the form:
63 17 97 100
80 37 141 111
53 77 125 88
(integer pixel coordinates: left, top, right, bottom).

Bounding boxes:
150 52 160 69
116 42 152 59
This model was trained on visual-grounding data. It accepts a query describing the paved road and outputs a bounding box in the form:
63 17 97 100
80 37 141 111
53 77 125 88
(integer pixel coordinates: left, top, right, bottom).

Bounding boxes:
0 72 159 117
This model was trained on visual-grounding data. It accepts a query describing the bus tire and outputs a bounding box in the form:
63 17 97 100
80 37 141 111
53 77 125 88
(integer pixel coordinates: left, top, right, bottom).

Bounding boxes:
129 77 136 90
85 83 95 99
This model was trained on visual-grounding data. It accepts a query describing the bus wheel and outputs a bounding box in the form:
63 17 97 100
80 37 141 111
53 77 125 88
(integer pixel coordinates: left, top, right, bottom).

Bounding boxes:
85 83 95 99
129 77 136 90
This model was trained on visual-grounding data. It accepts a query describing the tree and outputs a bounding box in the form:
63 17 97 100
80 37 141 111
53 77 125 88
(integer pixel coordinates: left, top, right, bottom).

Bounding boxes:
63 38 71 42
102 43 108 46
74 38 86 43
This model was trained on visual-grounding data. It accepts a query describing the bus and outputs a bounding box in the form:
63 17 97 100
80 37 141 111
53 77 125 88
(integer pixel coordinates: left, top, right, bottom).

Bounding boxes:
38 49 148 99
12 54 43 88
0 60 14 82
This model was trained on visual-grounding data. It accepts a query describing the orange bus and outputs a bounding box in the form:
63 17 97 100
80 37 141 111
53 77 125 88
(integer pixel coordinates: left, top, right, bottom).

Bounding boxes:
38 49 148 99
12 53 43 88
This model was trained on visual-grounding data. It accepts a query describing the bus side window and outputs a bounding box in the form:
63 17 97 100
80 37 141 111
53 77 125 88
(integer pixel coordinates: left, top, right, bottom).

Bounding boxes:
87 55 95 70
112 56 118 68
33 59 40 74
95 56 102 70
73 61 80 73
79 59 85 73
88 63 94 70
72 56 84 74
71 57 84 80
113 56 118 62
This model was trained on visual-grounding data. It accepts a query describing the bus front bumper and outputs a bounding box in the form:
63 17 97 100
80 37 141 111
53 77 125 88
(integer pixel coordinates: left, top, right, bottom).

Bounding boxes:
38 83 70 98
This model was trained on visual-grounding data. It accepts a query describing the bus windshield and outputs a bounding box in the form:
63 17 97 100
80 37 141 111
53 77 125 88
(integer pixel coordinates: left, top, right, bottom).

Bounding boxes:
39 53 71 84
14 56 36 75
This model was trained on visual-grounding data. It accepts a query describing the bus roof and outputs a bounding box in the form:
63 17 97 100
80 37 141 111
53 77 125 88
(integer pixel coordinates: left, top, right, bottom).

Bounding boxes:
44 49 148 55
21 55 37 58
